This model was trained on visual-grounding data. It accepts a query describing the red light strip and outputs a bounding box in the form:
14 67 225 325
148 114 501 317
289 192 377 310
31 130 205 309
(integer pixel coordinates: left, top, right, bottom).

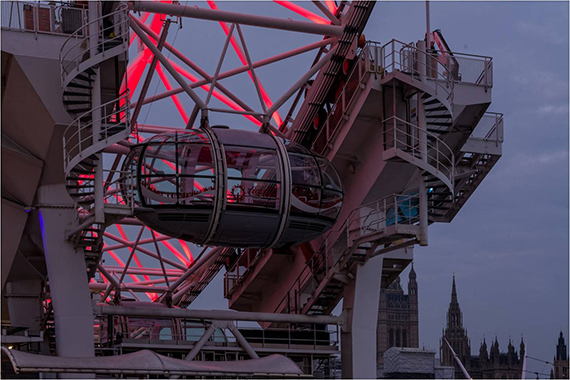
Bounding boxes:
129 12 151 47
169 60 262 127
178 240 193 263
207 0 282 127
273 1 329 24
325 0 337 13
156 63 189 124
105 244 157 300
121 50 150 100
114 225 152 282
160 239 191 267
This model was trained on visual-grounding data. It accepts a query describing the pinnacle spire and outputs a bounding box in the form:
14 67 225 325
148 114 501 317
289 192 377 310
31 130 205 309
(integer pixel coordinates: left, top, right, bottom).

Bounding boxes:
409 262 417 279
451 274 458 303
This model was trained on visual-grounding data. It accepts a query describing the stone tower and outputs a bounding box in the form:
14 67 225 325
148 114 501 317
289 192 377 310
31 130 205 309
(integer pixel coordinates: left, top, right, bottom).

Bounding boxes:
376 265 419 365
440 275 471 378
440 275 524 379
552 331 569 379
408 264 419 348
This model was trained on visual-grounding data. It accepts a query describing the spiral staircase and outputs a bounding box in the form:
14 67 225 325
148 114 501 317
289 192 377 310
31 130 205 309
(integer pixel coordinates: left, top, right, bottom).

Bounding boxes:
59 4 133 278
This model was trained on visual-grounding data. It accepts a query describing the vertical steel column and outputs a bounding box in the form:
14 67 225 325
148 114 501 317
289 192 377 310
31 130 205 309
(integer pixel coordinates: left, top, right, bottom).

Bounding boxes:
38 184 95 378
417 92 428 246
88 2 104 223
417 40 427 83
417 39 429 247
341 254 384 379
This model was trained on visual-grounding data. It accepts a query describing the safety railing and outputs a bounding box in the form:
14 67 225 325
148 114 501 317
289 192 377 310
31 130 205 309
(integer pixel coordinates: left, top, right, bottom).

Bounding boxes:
382 115 455 188
223 248 267 299
1 1 87 36
444 51 493 89
63 91 130 175
379 39 455 110
59 3 129 86
67 169 134 213
103 170 135 212
95 315 340 351
311 42 374 154
274 193 420 315
468 112 503 144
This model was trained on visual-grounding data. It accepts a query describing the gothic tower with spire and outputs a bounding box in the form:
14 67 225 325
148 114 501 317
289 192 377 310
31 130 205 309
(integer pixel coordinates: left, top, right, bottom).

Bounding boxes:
376 265 420 366
440 275 524 379
440 275 471 378
552 331 569 379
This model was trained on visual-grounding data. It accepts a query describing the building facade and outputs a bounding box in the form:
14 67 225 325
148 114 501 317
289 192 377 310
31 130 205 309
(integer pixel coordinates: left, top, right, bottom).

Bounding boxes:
551 331 569 379
440 276 524 379
377 265 419 365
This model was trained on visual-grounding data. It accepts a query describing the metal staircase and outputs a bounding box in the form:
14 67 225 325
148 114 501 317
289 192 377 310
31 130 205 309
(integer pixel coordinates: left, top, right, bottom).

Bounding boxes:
275 193 420 316
59 3 133 278
267 39 460 317
427 112 503 222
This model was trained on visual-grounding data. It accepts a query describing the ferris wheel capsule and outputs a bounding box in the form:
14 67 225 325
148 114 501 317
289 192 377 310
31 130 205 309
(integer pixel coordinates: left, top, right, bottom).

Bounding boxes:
121 127 343 248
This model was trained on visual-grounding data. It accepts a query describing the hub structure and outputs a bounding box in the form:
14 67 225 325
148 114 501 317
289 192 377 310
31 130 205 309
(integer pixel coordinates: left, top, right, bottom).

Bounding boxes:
1 1 503 378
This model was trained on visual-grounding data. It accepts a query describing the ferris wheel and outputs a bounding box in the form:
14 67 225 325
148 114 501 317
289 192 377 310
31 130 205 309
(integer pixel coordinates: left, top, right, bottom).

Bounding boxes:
64 0 373 308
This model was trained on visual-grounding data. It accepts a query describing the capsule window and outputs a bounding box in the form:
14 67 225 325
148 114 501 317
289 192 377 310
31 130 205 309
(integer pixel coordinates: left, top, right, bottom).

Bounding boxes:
224 145 281 210
320 188 343 219
143 143 177 176
141 176 178 205
289 153 320 187
178 176 215 205
317 157 343 193
291 185 321 215
178 144 214 176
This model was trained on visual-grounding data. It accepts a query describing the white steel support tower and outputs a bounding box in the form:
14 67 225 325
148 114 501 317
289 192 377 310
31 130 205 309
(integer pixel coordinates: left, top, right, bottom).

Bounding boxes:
1 1 502 378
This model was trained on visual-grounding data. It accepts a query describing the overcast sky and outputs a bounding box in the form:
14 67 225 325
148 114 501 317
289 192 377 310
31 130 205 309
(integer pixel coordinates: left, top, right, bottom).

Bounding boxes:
364 2 568 377
117 1 569 377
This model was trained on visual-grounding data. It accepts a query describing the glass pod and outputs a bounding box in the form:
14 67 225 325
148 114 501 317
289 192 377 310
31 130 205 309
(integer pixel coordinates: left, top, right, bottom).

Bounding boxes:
121 127 343 248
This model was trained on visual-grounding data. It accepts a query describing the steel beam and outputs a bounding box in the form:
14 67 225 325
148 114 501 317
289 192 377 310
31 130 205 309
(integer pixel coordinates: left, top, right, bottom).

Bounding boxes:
168 247 222 292
94 305 344 325
266 47 335 117
311 1 340 25
185 324 218 362
103 232 187 270
134 36 336 109
129 16 263 125
130 1 344 36
228 322 259 359
131 18 171 126
129 17 208 114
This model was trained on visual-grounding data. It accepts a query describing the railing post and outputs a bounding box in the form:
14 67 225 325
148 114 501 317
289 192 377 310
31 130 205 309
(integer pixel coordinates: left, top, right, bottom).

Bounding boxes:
484 58 489 92
376 201 380 231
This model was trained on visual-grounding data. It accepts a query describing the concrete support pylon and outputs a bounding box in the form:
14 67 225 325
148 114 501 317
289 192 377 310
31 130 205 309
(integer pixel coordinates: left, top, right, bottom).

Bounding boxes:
38 184 94 378
341 254 384 379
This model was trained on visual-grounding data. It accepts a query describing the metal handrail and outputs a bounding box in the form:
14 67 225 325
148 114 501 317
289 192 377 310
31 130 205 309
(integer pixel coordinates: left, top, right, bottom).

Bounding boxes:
380 39 455 110
63 91 130 174
274 193 420 315
469 112 503 144
103 170 135 212
382 115 455 185
59 3 129 86
441 50 493 88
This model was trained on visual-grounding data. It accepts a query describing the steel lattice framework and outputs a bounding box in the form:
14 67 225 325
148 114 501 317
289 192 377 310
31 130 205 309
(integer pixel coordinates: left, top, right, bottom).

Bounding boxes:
93 0 352 308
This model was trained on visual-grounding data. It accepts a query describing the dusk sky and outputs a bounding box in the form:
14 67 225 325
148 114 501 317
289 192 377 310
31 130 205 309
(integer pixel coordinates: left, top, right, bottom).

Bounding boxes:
122 1 569 377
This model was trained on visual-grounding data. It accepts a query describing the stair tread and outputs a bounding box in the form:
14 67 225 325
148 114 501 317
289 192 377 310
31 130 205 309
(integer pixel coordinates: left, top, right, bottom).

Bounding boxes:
63 100 92 105
75 74 93 82
67 82 92 89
